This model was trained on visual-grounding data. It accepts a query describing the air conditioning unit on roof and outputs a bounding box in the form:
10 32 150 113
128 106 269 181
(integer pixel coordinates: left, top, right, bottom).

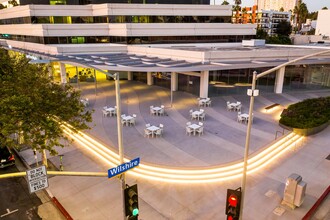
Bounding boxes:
242 39 266 47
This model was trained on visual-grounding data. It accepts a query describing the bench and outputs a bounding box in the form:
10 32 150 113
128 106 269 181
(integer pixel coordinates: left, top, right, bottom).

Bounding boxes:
265 103 280 112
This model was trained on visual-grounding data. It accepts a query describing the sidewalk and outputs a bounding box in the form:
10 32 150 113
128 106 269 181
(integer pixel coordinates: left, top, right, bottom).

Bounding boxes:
17 80 330 219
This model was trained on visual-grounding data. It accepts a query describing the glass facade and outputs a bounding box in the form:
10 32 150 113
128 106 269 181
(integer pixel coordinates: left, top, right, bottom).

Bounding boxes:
0 15 231 25
0 34 254 45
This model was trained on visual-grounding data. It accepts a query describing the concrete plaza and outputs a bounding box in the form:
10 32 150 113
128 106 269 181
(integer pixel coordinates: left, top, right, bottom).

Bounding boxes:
19 80 330 219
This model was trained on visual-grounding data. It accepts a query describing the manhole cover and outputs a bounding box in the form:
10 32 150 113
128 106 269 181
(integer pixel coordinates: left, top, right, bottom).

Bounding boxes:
273 206 285 216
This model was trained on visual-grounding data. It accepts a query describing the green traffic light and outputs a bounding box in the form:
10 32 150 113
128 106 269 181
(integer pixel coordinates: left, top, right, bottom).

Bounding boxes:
132 208 139 216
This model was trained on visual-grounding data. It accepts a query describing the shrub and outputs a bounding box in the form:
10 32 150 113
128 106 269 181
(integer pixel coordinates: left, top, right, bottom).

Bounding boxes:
279 97 330 128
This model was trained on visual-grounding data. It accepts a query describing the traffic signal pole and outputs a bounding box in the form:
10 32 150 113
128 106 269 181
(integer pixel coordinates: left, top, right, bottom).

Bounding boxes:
114 73 127 220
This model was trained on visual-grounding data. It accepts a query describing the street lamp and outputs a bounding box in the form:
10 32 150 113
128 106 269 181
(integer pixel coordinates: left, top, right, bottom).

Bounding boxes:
239 49 330 219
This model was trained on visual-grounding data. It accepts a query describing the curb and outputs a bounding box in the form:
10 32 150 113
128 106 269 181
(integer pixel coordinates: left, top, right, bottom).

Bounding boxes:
13 148 73 220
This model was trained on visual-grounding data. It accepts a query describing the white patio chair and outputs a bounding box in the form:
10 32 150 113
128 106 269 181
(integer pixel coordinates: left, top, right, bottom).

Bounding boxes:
235 104 242 112
186 127 193 136
186 122 191 126
198 122 203 126
150 108 156 116
196 127 204 136
129 117 136 126
132 114 137 118
102 109 110 117
227 102 234 111
237 114 244 123
155 129 162 137
206 100 212 107
144 129 152 138
121 118 126 126
159 124 164 133
121 114 126 118
191 113 198 120
159 108 165 116
199 112 205 121
161 105 165 108
146 123 151 127
198 100 204 107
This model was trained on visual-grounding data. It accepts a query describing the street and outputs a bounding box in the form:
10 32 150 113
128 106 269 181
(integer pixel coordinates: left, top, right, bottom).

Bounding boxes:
0 165 41 220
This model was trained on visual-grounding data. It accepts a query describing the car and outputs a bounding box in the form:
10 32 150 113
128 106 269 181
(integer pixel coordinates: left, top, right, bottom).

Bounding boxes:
0 146 15 168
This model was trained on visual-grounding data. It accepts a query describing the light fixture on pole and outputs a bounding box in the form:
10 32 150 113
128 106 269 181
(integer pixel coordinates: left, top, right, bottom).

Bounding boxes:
239 71 258 220
239 49 330 219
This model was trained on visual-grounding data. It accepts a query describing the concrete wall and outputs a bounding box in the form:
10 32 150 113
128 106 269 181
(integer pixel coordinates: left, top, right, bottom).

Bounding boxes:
315 10 330 37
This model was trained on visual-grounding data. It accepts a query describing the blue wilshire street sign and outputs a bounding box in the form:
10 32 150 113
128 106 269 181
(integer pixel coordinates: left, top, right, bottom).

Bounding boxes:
108 157 140 178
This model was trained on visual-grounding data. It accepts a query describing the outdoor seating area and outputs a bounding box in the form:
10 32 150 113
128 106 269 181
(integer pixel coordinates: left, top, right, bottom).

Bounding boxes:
144 123 164 138
186 121 204 136
237 112 253 124
121 114 136 126
150 105 165 116
226 101 242 112
197 98 212 107
102 106 117 117
190 109 206 121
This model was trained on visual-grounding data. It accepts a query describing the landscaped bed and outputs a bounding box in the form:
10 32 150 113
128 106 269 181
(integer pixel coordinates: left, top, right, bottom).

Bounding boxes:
279 96 330 136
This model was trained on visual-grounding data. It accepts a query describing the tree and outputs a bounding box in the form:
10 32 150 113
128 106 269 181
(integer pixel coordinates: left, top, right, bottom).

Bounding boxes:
256 28 268 39
0 4 6 9
0 49 93 167
322 7 328 10
276 21 292 36
221 0 229 5
293 0 309 31
279 7 284 12
8 0 18 6
232 0 242 23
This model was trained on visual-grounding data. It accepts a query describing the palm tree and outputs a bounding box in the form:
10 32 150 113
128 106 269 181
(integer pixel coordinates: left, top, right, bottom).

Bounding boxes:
293 0 309 31
221 0 229 5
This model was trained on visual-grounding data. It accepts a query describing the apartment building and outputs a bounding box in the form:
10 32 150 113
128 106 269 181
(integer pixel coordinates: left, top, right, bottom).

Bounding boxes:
254 0 298 12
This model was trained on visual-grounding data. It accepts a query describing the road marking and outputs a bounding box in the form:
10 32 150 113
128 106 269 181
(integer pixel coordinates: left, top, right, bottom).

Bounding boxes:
1 208 19 217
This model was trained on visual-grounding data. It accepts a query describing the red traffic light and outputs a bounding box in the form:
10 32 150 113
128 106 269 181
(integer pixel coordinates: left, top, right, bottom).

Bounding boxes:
228 195 238 207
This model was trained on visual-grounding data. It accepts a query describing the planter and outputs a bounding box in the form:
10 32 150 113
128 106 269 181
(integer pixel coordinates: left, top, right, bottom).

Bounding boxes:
279 121 329 136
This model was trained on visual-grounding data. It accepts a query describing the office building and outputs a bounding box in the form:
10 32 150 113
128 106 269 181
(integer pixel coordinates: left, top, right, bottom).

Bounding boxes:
1 2 330 98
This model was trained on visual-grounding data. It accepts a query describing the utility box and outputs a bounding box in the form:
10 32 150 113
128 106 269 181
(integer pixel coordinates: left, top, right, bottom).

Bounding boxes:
281 173 307 209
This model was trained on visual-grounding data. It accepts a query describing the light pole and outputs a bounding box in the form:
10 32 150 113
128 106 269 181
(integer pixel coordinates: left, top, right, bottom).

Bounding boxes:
239 49 330 219
114 73 126 220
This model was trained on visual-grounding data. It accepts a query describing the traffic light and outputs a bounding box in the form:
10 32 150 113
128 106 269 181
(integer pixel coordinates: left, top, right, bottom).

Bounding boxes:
124 184 139 219
225 187 242 220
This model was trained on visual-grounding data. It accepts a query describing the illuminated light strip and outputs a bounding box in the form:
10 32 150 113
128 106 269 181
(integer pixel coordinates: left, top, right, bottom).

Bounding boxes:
61 123 304 183
247 136 304 174
63 123 298 178
62 123 296 175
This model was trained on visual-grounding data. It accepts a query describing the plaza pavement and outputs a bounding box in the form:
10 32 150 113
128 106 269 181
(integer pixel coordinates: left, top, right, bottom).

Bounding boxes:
18 80 330 219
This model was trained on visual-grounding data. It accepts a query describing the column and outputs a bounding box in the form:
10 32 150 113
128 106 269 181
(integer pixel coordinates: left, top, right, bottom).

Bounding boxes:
127 71 133 81
59 63 67 84
171 72 178 91
147 72 153 86
199 70 209 98
274 67 285 94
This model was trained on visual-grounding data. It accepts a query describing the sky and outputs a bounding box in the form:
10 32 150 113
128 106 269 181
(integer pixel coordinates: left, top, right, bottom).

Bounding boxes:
216 0 330 12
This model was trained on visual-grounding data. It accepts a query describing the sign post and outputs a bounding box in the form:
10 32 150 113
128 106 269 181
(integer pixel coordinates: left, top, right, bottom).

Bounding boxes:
26 165 49 194
108 158 140 179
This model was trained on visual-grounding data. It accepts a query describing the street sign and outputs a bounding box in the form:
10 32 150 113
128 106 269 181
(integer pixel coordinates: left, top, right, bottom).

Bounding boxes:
26 165 48 194
108 157 140 178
